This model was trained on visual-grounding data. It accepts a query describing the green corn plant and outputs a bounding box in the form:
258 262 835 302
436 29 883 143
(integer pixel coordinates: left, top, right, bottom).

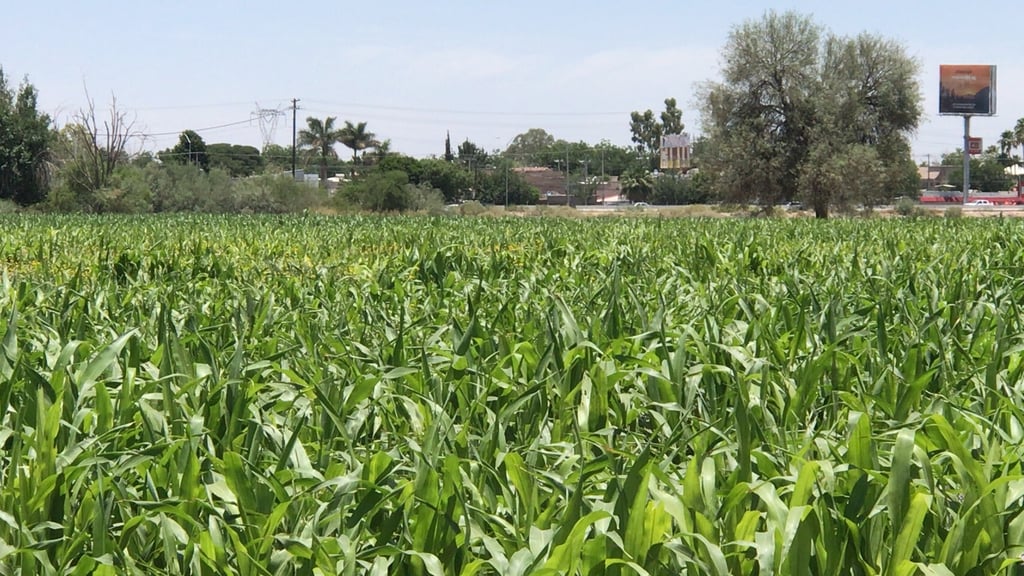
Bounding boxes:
2 214 1024 574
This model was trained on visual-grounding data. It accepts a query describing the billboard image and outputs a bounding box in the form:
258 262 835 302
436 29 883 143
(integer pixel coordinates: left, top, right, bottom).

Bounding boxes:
659 133 691 170
939 65 997 115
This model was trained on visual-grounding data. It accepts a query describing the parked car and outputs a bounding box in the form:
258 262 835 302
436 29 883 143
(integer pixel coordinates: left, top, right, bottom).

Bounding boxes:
633 202 650 208
967 199 993 206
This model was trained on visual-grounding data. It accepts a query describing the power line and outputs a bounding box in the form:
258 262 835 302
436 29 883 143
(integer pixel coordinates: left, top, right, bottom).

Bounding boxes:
83 118 259 139
301 98 626 117
292 98 300 179
130 101 271 112
139 118 256 138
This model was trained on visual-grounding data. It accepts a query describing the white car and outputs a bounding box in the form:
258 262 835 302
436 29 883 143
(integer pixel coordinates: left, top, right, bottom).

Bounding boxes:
967 199 993 206
633 202 650 208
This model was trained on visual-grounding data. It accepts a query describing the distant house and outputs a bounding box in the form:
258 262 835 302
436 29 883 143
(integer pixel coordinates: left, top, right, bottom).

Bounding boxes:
918 165 953 188
514 167 565 194
514 167 623 205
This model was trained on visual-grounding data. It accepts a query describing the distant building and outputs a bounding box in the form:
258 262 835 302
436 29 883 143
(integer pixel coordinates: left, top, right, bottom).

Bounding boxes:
918 165 953 188
660 134 691 170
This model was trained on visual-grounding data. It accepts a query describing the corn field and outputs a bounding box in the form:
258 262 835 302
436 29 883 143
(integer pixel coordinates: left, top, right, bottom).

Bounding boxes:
2 214 1024 575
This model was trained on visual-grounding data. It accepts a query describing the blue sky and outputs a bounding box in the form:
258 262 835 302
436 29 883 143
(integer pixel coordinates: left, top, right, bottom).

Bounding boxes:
3 0 1023 163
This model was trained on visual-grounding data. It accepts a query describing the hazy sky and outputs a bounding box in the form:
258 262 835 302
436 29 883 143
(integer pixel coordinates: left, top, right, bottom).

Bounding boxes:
3 1 1022 163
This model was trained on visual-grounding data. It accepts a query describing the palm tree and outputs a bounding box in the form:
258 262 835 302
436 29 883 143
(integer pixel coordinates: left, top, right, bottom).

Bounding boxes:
1015 118 1024 165
999 130 1015 159
339 121 377 165
620 170 654 202
298 116 341 187
367 138 392 166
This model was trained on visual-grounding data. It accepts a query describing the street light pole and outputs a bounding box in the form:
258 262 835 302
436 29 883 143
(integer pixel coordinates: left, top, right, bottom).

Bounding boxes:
183 132 193 167
580 160 589 205
963 115 971 205
504 164 509 208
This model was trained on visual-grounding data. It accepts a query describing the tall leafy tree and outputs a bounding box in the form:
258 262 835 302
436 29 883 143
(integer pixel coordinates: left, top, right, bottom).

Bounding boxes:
377 153 422 181
418 158 472 202
474 165 538 205
261 144 295 173
699 11 921 217
207 143 262 177
0 69 53 205
457 139 488 168
505 128 556 166
160 130 209 171
338 121 377 165
298 116 342 186
1014 118 1024 166
660 98 684 136
629 98 684 168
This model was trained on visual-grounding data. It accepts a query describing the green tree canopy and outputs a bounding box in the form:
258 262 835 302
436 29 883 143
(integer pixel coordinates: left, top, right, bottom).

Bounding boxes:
207 143 262 177
457 139 488 169
629 98 684 169
944 150 1013 192
474 165 539 205
505 128 556 166
417 158 472 202
160 130 209 171
261 144 298 174
0 69 52 205
377 154 423 181
700 11 921 217
342 170 410 211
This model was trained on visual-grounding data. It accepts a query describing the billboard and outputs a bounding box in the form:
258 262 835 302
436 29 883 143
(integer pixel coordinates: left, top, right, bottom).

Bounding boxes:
939 65 997 115
659 133 691 170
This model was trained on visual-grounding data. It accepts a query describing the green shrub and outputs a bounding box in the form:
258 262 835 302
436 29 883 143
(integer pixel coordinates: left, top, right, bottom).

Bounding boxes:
233 174 322 213
340 170 412 212
407 183 447 215
458 200 487 216
96 166 154 213
895 197 916 216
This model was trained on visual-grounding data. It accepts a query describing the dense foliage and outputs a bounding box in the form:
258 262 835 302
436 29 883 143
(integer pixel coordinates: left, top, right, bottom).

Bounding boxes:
0 68 52 205
2 215 1024 574
700 11 922 217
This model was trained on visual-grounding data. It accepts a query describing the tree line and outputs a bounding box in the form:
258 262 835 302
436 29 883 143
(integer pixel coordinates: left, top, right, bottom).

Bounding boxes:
2 10 934 216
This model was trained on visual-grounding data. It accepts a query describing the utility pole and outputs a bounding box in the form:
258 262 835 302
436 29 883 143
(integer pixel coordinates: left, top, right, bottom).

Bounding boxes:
962 115 970 205
565 145 570 196
291 98 300 180
580 160 590 205
183 132 193 167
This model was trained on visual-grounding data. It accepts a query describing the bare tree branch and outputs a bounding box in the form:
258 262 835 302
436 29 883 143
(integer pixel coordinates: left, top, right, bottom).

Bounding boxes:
58 87 139 209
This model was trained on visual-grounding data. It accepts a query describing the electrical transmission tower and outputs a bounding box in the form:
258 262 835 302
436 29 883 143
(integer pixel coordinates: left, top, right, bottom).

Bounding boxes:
251 103 285 149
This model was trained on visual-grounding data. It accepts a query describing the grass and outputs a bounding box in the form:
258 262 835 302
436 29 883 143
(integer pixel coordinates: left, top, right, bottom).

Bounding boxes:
1 213 1024 574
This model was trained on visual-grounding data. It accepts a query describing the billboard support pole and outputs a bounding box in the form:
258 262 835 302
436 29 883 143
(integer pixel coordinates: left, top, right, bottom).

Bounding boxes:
963 115 971 205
